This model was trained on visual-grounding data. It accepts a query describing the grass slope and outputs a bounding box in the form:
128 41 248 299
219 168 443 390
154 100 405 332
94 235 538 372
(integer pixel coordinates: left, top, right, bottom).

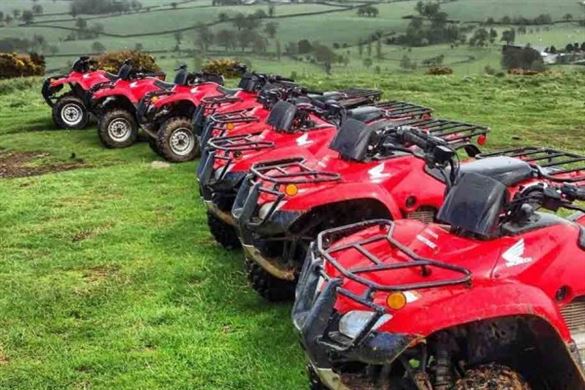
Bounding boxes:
0 72 584 388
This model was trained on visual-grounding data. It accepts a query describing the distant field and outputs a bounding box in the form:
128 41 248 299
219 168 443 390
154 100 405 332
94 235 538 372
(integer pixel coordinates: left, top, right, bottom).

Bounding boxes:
1 0 584 75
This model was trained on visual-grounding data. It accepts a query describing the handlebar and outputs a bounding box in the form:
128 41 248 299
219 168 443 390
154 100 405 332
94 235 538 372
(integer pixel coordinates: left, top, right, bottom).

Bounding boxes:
561 184 585 202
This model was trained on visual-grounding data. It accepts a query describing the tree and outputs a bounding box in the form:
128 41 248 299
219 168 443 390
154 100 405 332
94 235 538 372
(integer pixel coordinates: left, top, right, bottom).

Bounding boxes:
5 15 14 25
218 12 228 22
563 13 573 22
32 5 44 15
174 31 183 46
469 28 489 47
251 31 267 54
12 9 21 19
92 41 106 53
501 45 543 71
363 57 373 69
237 28 254 51
400 55 412 70
233 13 246 30
489 28 497 44
264 22 278 39
21 10 34 24
268 4 275 17
500 29 516 45
195 23 214 53
75 17 87 30
367 40 372 57
215 29 236 51
171 2 178 9
297 39 312 54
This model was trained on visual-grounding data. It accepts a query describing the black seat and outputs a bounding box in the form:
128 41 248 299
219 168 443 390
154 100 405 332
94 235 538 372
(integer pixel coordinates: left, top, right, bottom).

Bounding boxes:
347 106 384 123
154 80 175 90
437 172 508 238
459 156 533 186
329 118 378 161
218 86 241 96
117 63 133 80
105 72 118 81
173 68 189 85
266 101 297 132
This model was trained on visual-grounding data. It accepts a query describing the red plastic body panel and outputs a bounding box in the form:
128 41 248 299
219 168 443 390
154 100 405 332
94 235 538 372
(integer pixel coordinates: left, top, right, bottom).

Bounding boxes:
50 70 111 91
150 82 224 110
92 77 165 105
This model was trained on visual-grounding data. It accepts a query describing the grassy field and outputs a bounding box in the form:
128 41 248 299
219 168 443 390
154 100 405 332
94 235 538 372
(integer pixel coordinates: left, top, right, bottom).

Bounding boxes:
2 0 584 75
0 71 584 388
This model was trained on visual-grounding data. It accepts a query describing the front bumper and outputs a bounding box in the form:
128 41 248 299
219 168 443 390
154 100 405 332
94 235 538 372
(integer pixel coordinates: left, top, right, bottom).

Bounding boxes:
292 254 416 383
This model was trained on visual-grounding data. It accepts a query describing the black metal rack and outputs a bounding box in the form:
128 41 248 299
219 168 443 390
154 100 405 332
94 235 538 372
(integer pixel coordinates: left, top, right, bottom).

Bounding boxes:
375 101 432 119
251 157 341 184
390 118 489 147
316 219 472 294
201 94 241 107
479 147 585 183
207 133 274 153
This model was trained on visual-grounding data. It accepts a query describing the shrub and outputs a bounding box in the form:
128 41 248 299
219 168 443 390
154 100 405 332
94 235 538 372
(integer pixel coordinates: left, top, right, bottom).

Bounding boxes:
95 50 160 73
426 66 453 75
0 52 45 79
201 58 243 78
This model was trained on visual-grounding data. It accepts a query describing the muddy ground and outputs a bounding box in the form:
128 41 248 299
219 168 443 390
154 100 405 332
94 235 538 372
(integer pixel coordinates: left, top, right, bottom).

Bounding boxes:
0 151 87 178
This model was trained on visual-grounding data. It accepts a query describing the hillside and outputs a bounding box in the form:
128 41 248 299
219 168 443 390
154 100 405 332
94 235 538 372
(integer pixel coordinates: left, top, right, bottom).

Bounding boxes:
1 0 584 75
0 72 584 388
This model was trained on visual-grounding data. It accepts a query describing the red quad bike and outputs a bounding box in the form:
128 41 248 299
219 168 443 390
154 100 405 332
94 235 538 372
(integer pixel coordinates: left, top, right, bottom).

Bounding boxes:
90 61 171 148
42 56 116 130
232 120 497 301
292 146 585 389
198 99 428 251
136 69 226 162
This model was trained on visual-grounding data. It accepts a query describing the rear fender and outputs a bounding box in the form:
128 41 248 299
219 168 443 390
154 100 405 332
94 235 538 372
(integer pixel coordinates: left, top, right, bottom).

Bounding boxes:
157 99 197 118
95 94 135 112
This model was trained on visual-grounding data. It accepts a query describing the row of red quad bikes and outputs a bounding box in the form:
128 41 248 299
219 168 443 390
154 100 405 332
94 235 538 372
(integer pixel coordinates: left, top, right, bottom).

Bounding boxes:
45 57 585 389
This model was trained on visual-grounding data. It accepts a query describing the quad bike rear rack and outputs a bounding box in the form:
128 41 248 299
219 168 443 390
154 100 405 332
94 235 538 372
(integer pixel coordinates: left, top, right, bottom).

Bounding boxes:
329 88 382 108
479 147 585 183
201 94 241 107
393 118 489 147
375 101 432 120
252 157 342 184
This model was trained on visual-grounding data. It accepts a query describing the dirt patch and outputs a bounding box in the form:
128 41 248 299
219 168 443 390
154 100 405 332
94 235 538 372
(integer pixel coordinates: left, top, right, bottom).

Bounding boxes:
0 151 87 178
82 265 120 283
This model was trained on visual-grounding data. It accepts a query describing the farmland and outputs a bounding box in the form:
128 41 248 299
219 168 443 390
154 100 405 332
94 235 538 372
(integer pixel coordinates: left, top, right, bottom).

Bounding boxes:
1 71 585 388
1 0 584 75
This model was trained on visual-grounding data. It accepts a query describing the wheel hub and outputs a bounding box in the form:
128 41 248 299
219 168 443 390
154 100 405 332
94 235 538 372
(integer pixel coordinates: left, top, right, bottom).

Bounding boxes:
170 128 195 156
61 103 83 126
108 118 131 142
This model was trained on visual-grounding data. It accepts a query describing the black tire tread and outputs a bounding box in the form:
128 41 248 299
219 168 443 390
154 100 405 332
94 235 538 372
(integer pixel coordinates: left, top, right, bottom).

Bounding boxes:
207 212 241 250
156 117 200 163
245 258 296 302
97 109 138 149
51 95 90 130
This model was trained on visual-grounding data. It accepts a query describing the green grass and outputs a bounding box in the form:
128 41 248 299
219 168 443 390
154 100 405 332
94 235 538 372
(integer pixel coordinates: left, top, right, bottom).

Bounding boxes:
1 71 584 388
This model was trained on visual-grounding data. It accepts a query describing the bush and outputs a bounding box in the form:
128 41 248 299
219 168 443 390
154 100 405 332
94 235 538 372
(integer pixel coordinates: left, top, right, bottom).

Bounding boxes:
426 66 453 75
95 50 160 73
0 52 45 80
508 68 541 76
201 58 243 78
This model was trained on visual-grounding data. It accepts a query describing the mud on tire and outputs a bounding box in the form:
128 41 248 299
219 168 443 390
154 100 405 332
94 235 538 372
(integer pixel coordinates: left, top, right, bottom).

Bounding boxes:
245 258 296 302
52 95 90 130
156 117 200 163
98 109 138 148
207 212 241 250
455 364 530 390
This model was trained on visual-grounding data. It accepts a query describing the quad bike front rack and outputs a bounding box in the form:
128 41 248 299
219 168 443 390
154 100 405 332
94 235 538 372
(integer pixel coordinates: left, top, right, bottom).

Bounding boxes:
292 219 472 351
207 133 274 154
479 147 585 184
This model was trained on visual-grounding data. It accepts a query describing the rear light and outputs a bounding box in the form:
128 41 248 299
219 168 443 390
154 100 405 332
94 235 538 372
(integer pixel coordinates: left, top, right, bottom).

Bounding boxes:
477 134 487 146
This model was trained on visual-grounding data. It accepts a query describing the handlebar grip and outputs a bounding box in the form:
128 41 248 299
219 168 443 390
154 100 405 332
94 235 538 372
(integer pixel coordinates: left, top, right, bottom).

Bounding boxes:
399 128 430 150
562 184 585 201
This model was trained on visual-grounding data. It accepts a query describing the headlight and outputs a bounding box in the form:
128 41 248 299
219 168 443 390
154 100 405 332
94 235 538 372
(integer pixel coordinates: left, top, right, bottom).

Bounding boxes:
338 310 392 339
258 202 275 219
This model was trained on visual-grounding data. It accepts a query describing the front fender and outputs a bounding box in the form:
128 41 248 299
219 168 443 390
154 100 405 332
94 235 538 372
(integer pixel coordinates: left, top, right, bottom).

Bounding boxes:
381 282 572 340
282 182 403 219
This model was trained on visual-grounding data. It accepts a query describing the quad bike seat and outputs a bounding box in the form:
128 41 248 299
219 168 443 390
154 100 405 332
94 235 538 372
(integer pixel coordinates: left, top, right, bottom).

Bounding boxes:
266 101 297 132
329 118 378 161
437 172 508 238
218 86 241 96
154 80 176 90
104 72 118 81
347 106 384 123
459 156 533 186
117 63 134 81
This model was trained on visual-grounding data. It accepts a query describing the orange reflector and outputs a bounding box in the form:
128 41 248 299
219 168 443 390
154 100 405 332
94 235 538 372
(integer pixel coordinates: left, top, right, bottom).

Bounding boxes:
387 292 407 310
226 122 235 131
477 134 487 146
284 184 298 197
151 96 159 103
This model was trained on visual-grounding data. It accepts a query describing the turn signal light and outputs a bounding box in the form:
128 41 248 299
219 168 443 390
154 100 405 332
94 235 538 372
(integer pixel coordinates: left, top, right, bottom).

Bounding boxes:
284 184 298 197
226 122 235 131
151 96 159 103
387 292 407 310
